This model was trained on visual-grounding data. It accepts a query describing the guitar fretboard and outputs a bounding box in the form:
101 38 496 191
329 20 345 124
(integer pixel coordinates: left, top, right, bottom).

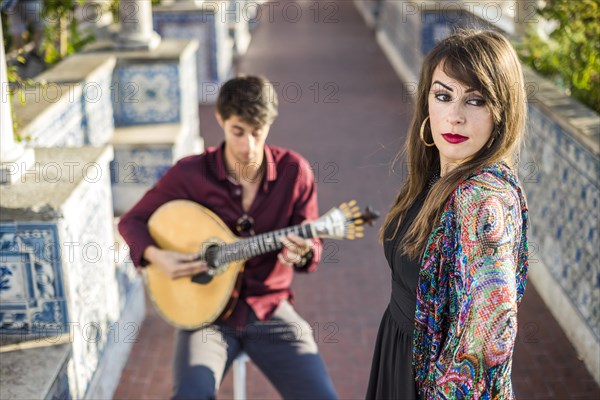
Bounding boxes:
217 224 314 265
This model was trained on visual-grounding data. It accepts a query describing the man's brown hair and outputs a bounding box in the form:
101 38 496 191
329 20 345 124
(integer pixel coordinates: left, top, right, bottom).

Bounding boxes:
216 75 279 127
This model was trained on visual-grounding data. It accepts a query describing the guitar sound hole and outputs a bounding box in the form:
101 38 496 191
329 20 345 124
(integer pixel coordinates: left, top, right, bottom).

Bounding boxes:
191 244 220 285
204 244 220 269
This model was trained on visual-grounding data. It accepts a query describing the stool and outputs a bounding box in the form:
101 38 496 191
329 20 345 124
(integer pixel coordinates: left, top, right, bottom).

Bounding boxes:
232 352 249 400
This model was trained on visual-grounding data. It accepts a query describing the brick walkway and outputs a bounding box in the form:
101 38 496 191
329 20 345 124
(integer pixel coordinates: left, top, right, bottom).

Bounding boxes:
114 1 599 399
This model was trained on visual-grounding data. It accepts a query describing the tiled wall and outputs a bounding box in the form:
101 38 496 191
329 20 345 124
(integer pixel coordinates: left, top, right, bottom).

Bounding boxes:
0 223 69 333
109 40 202 214
111 147 172 188
376 0 490 82
58 159 120 397
2 6 228 396
0 147 119 399
520 105 599 338
113 63 181 126
18 86 86 147
17 57 115 148
154 7 233 103
83 69 116 145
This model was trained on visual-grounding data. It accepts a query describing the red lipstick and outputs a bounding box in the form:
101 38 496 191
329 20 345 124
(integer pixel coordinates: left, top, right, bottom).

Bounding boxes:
441 134 468 144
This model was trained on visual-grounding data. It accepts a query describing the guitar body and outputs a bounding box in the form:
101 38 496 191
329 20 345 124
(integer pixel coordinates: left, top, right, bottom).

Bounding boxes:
145 200 243 329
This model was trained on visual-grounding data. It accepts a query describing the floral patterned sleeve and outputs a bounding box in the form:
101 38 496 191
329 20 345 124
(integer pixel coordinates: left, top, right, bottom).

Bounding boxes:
435 176 523 397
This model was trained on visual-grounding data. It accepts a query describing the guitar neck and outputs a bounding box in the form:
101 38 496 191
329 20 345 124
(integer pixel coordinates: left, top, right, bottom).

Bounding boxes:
217 223 315 265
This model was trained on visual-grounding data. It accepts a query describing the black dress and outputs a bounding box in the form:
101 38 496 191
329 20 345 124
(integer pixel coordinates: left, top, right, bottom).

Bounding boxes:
366 185 432 400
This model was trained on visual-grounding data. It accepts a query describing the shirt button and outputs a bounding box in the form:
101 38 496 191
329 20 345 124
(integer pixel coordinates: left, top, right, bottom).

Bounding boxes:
234 189 242 196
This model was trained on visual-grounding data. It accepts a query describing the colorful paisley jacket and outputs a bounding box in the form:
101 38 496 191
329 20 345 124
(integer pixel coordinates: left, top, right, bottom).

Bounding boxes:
413 163 529 399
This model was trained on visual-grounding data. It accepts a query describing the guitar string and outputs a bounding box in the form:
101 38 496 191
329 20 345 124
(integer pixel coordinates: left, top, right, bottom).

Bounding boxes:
217 224 314 265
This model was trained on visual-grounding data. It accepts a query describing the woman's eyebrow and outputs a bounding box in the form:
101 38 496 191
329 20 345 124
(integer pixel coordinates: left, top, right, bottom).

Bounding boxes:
432 80 480 94
431 80 453 91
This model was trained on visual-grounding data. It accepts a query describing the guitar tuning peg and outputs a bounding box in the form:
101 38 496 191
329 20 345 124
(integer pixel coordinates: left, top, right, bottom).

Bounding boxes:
348 200 357 207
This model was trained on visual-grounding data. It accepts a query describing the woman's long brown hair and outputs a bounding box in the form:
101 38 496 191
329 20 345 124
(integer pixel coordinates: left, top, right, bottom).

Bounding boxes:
381 29 527 259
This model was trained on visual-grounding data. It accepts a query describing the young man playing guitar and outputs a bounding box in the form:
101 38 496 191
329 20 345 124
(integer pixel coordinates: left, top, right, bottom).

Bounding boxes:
118 75 338 399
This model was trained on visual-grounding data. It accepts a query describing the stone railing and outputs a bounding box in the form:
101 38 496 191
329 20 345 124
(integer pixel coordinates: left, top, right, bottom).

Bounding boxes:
518 68 599 384
2 1 261 396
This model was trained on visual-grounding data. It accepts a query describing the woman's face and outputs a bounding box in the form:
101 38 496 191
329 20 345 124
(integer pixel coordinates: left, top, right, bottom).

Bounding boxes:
428 64 494 174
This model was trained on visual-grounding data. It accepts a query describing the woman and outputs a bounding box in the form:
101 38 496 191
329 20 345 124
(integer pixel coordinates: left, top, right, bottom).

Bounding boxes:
366 30 529 399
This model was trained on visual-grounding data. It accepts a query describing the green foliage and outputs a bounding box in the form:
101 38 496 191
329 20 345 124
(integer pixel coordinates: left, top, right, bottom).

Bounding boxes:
6 60 36 142
517 0 600 113
41 0 95 64
1 11 11 51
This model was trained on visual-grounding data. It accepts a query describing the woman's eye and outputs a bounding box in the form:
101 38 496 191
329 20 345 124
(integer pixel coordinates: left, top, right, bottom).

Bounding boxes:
434 93 452 102
467 97 486 106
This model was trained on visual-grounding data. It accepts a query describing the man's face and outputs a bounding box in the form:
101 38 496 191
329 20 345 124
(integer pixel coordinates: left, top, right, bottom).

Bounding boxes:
217 113 271 168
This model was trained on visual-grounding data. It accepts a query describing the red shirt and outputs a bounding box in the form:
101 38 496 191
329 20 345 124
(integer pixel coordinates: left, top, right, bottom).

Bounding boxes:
118 143 322 328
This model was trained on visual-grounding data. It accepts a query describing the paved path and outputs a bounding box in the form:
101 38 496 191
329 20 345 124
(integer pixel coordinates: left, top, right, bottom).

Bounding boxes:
114 1 599 398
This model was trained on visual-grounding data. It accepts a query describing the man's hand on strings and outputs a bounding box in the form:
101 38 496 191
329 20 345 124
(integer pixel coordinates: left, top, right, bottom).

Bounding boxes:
144 245 208 279
278 233 313 267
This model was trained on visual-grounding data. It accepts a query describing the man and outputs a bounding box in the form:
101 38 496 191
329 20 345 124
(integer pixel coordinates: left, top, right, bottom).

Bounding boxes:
118 75 338 399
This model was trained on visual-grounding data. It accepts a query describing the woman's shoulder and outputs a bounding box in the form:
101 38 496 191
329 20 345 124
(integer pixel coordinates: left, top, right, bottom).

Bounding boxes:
451 164 525 245
452 164 523 216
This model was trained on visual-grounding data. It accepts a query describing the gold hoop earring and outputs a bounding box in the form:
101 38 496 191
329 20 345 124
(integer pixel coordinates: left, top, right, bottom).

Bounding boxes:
419 116 435 147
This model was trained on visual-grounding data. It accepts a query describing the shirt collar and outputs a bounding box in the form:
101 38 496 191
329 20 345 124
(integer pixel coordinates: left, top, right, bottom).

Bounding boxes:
215 143 278 188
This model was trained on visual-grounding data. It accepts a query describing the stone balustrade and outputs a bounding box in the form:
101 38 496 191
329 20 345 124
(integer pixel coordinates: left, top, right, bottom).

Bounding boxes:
0 1 261 395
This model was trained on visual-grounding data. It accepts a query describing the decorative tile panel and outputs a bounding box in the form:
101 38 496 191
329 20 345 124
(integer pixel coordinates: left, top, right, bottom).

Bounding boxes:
22 96 85 148
58 166 119 398
83 72 115 146
154 7 233 103
111 147 172 186
0 147 121 398
33 54 116 146
112 63 180 126
0 223 68 334
113 230 139 312
110 146 173 215
520 104 600 339
157 15 215 84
